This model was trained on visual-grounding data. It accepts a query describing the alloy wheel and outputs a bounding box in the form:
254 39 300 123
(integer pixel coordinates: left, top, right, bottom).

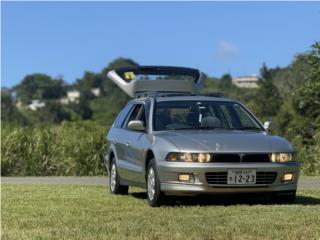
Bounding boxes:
110 163 117 192
147 167 156 201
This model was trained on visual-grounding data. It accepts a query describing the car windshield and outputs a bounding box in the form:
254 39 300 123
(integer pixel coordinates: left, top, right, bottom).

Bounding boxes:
153 101 263 131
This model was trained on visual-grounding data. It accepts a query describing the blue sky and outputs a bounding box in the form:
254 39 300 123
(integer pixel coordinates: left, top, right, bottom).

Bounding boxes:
2 1 320 87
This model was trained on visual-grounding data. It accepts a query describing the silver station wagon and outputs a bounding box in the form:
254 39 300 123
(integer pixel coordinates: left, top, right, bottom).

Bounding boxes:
105 66 300 207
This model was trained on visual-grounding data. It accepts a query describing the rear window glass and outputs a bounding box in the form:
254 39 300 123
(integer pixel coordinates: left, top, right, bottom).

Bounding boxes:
113 103 133 128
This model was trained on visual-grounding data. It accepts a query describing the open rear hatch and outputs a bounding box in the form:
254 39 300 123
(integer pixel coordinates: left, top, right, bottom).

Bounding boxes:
107 66 205 97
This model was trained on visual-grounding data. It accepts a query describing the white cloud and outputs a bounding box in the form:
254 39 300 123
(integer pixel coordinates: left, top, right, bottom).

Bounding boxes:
216 40 239 59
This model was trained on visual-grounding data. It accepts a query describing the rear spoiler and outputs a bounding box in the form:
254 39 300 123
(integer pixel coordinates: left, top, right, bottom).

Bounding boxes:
107 66 205 97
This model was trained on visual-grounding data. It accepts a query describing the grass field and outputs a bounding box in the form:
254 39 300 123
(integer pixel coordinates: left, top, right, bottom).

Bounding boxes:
2 184 320 240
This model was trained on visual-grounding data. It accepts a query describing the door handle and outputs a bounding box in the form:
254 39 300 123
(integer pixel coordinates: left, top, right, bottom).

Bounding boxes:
126 141 130 147
113 139 117 144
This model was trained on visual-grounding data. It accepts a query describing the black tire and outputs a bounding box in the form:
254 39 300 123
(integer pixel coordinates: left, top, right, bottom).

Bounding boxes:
146 159 164 207
272 190 296 204
109 159 129 195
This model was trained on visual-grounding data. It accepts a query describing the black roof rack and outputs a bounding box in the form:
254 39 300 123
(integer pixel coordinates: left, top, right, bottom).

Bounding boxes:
135 91 190 98
135 91 225 99
199 92 225 97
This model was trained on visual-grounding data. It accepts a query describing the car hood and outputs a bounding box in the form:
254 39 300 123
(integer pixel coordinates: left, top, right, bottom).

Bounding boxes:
154 130 294 153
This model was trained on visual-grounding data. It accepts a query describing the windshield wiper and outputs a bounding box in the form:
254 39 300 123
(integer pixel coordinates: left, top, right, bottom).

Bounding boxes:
168 127 219 130
196 126 219 130
167 127 194 131
236 127 262 131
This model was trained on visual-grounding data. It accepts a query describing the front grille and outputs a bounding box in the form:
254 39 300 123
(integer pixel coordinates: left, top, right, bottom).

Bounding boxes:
205 172 277 185
205 172 227 184
256 172 277 184
211 153 270 163
212 154 240 162
242 154 270 163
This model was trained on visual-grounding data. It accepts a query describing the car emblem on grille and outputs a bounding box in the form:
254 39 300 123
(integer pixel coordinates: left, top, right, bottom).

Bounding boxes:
239 154 245 162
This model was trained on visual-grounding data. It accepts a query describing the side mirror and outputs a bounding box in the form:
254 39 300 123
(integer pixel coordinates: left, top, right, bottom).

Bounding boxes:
263 121 276 131
127 120 145 131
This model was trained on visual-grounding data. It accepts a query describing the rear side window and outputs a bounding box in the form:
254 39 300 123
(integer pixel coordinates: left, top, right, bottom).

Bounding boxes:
113 103 134 128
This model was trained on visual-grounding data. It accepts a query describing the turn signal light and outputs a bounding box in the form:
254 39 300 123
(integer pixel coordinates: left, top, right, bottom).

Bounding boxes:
282 173 293 182
178 174 193 182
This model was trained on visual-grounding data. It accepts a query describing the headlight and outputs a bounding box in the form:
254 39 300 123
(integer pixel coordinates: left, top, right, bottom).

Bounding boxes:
270 153 294 163
166 152 211 163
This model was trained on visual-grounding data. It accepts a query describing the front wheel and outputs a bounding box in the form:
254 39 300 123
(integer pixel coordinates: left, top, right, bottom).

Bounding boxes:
146 159 164 207
109 160 128 195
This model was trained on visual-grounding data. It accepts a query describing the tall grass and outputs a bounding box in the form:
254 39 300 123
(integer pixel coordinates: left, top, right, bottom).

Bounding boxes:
1 121 108 176
1 122 319 176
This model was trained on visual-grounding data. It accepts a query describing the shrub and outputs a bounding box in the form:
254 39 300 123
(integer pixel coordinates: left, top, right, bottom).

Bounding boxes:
293 130 320 176
1 121 108 176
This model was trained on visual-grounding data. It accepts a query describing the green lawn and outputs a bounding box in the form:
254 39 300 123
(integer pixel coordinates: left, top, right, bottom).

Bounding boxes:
301 175 320 180
2 184 320 240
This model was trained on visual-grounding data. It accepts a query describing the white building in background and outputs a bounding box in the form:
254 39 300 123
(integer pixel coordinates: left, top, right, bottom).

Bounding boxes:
28 100 46 111
15 100 23 109
67 90 80 102
59 88 100 105
60 90 81 104
59 97 70 105
232 76 259 88
91 88 101 97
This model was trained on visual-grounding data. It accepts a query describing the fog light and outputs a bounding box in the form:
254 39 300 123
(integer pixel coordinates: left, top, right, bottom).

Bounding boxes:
178 174 193 182
282 173 293 182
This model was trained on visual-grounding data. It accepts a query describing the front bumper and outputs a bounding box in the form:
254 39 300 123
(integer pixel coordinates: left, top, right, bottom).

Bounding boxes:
157 161 300 195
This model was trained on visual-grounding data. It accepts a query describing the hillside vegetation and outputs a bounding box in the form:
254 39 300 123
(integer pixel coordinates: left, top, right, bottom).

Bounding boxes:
1 43 319 176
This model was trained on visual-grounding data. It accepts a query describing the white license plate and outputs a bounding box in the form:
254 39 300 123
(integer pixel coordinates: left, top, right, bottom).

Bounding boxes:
227 169 256 184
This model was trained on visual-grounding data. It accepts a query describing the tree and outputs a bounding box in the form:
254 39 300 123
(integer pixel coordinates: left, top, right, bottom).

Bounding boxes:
280 42 320 145
1 90 28 126
272 55 310 98
274 43 320 144
218 74 233 90
293 43 320 121
71 98 93 120
254 64 283 118
14 74 66 103
37 102 71 124
75 71 102 92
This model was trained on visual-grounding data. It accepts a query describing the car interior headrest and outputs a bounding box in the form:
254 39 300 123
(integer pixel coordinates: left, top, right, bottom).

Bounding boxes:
201 116 221 128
